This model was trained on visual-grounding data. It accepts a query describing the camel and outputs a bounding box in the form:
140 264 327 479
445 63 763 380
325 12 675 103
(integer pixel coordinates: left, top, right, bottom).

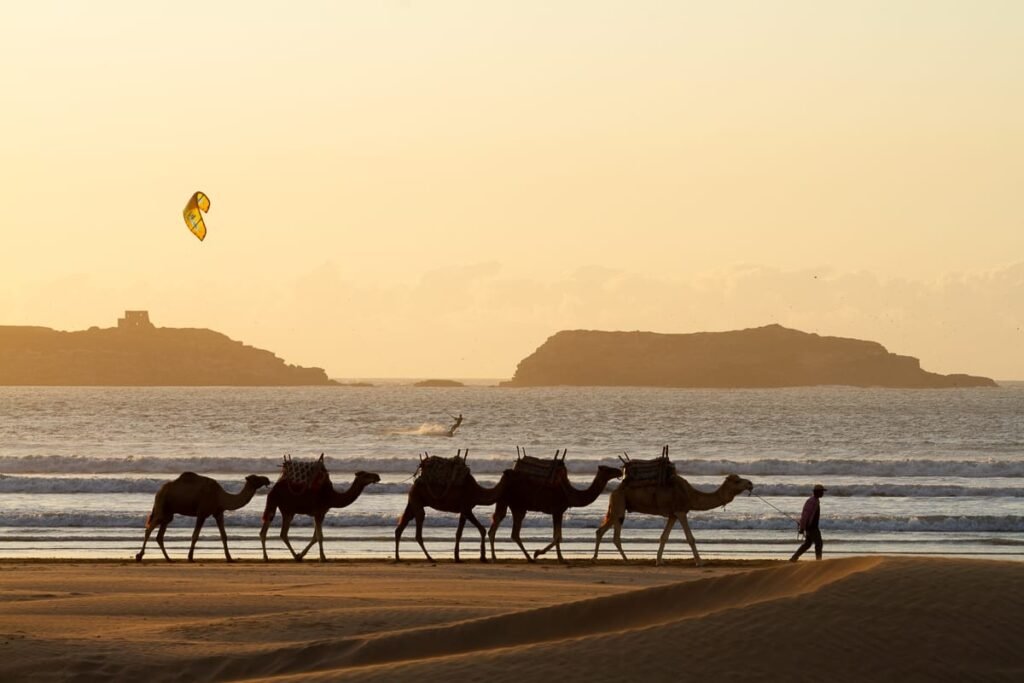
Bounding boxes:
593 473 753 566
488 449 622 563
395 450 511 562
260 470 381 562
135 472 271 562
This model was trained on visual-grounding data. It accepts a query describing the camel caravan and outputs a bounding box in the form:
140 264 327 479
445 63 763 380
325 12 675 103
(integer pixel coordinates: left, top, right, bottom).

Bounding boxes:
135 447 752 565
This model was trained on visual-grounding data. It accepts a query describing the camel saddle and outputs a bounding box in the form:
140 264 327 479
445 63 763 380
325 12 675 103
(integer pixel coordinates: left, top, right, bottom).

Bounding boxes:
513 455 567 486
416 455 470 487
278 454 329 493
623 457 676 487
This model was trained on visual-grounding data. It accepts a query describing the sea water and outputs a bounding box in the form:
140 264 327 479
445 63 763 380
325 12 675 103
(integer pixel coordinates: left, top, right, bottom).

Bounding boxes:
1 384 1021 561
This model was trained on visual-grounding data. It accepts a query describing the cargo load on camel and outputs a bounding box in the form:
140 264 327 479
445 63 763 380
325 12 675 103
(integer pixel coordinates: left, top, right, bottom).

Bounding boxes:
620 445 676 486
416 449 471 488
278 453 329 494
512 446 569 486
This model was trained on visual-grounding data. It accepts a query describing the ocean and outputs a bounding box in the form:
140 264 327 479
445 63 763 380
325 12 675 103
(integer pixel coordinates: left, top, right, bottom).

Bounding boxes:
1 384 1022 561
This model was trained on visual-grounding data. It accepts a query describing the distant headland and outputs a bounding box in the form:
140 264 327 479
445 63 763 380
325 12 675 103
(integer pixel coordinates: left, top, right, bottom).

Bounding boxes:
500 325 996 389
0 311 336 386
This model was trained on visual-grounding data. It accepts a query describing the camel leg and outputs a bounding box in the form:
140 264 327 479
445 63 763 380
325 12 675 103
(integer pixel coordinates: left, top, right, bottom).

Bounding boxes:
612 518 628 561
214 512 233 562
454 513 468 563
136 523 155 562
510 509 533 562
655 515 677 566
156 520 172 562
297 517 320 561
296 516 322 562
676 512 702 566
553 512 565 563
462 509 489 563
594 492 626 562
259 513 272 561
313 514 328 562
593 517 613 561
188 515 207 562
394 504 416 562
534 511 566 562
413 508 433 562
488 503 508 561
280 513 305 561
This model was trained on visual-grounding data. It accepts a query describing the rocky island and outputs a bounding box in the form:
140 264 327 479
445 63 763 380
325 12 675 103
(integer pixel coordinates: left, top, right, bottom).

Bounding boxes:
0 311 336 386
501 325 996 389
413 379 465 387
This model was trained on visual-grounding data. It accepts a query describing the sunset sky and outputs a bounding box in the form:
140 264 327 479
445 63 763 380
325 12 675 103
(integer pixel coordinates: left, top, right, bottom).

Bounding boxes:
2 1 1021 379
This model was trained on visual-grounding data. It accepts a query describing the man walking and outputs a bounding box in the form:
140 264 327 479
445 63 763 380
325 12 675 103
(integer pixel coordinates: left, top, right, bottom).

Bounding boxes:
791 484 826 561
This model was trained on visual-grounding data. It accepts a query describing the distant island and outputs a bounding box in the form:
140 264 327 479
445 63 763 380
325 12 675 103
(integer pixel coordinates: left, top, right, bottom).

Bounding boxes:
413 379 465 387
500 325 996 389
0 311 336 386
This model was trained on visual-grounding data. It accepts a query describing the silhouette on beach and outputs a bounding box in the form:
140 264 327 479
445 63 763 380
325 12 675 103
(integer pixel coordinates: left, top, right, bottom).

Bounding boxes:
395 449 509 562
135 472 270 562
791 484 827 561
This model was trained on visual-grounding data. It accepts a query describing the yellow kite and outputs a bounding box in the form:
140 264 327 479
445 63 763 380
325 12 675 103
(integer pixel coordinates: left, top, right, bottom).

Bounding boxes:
182 191 210 241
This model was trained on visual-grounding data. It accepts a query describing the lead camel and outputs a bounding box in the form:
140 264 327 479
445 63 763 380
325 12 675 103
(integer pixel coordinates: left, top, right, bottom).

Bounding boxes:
593 472 753 566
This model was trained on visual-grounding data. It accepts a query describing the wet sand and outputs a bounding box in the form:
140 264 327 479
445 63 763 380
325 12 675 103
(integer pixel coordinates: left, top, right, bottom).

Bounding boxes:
0 557 1021 681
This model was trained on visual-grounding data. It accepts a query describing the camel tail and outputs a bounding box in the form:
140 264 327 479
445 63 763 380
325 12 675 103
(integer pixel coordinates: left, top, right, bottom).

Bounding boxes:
261 496 277 526
145 483 169 529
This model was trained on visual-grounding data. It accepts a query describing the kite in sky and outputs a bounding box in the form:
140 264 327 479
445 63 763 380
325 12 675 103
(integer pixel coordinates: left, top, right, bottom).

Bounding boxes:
182 191 210 241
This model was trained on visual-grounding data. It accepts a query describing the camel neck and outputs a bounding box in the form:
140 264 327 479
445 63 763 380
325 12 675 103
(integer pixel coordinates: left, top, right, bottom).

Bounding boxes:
328 478 371 508
473 476 506 505
681 479 734 512
566 472 617 507
219 483 257 512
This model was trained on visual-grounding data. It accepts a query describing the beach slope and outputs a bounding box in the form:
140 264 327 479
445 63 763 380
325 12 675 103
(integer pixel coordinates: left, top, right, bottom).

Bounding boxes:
0 557 1020 682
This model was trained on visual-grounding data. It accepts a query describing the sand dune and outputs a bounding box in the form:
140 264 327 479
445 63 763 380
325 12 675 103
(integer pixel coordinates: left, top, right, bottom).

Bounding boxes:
1 558 1020 682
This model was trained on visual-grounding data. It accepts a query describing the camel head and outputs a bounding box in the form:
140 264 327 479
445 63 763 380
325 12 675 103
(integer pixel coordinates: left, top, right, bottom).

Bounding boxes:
354 471 382 485
245 474 272 490
723 473 754 496
597 465 623 481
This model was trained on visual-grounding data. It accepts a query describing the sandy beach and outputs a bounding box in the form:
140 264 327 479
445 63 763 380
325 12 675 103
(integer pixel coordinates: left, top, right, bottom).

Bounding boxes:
0 557 1020 682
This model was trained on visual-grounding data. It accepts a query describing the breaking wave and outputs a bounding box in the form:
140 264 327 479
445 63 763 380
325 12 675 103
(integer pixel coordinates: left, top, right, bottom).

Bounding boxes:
2 454 1022 478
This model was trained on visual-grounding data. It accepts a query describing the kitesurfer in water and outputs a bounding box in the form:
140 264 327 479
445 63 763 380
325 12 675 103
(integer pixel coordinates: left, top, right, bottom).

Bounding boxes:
447 413 463 437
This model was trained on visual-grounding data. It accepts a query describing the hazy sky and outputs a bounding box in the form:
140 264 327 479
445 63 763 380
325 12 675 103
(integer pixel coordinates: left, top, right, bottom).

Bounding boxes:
2 1 1022 379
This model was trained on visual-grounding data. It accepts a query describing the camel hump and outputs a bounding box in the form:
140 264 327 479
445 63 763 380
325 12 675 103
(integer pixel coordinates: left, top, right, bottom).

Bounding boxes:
416 455 470 486
623 457 676 486
513 455 567 485
279 456 329 492
175 472 204 484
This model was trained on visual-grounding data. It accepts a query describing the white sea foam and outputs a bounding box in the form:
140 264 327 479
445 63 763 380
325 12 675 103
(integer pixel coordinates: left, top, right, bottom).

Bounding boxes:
3 454 1022 478
390 423 452 437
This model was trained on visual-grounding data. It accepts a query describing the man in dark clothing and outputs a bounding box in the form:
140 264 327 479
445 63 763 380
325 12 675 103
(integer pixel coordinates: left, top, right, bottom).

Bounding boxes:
790 484 826 561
